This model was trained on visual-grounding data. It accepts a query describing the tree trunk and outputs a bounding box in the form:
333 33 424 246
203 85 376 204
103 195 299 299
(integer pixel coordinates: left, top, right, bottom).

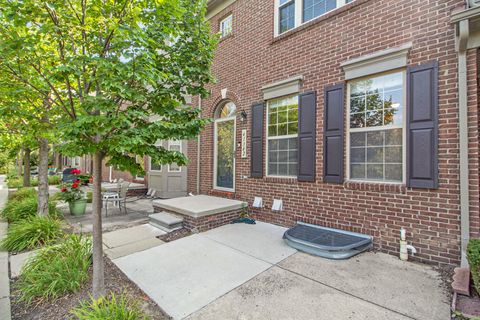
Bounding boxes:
55 152 62 170
15 156 20 176
37 138 49 215
23 147 31 187
17 147 23 176
92 151 105 298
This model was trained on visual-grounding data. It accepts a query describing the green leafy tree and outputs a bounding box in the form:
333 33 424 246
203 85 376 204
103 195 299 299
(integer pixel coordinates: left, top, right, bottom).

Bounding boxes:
0 67 59 213
0 0 216 297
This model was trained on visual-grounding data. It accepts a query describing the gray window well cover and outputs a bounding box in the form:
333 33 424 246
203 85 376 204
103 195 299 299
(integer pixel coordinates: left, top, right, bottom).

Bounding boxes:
283 222 373 259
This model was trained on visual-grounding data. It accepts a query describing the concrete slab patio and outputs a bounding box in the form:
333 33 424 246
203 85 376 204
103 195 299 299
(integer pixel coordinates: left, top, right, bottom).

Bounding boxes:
114 221 450 320
279 252 450 320
62 198 153 233
152 195 245 218
114 233 273 319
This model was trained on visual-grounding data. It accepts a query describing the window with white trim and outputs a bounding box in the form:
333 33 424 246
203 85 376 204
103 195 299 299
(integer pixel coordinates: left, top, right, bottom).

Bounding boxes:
168 140 182 172
219 14 232 38
347 71 405 183
276 0 353 35
303 0 336 22
267 95 299 177
279 0 295 34
149 143 162 172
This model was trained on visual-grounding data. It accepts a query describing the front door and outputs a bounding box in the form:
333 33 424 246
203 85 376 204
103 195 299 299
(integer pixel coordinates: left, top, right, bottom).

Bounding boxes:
214 102 236 191
148 140 188 198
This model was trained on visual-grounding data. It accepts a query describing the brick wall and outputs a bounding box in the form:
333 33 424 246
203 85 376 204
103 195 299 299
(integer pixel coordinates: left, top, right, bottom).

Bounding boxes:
100 158 148 185
187 0 480 265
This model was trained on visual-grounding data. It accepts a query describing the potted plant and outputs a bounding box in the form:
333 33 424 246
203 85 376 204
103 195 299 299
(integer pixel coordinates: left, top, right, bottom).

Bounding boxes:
231 203 256 224
60 180 87 216
71 169 93 186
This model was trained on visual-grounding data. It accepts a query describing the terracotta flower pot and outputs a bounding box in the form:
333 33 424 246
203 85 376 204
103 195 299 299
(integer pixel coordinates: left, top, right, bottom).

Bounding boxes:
69 199 87 216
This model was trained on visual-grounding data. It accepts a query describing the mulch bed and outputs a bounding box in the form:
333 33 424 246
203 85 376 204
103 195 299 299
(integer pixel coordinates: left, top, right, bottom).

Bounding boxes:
157 227 192 242
11 258 171 320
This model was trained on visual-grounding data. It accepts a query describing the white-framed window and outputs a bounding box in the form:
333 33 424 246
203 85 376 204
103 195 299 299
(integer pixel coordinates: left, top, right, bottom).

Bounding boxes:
266 95 299 177
275 0 353 36
279 0 296 34
219 14 233 38
346 70 406 183
168 140 182 172
149 141 163 172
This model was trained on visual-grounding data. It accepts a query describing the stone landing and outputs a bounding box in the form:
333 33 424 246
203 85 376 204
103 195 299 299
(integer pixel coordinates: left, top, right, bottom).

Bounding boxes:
152 195 246 232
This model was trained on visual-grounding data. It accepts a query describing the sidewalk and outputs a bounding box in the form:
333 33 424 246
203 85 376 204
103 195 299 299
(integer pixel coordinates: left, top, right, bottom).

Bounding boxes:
0 175 11 320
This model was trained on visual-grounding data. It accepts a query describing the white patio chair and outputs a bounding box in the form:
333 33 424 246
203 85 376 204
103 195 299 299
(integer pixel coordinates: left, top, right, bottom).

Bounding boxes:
103 181 130 216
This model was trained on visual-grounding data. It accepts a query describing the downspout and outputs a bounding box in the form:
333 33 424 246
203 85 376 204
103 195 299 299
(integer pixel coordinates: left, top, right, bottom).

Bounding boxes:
196 96 202 194
457 19 470 267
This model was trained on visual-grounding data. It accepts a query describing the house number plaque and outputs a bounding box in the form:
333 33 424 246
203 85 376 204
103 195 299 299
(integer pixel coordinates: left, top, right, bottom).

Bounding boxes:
241 129 247 158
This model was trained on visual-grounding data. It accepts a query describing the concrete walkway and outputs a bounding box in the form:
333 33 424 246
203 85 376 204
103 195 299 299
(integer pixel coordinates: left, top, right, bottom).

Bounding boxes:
114 222 450 320
103 224 165 259
0 175 11 320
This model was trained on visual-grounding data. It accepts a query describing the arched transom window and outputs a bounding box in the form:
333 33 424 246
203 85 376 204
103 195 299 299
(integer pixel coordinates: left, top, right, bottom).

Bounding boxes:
216 101 236 119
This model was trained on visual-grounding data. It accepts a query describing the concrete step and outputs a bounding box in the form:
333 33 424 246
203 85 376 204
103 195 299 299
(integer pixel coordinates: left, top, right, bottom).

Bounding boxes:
149 211 183 232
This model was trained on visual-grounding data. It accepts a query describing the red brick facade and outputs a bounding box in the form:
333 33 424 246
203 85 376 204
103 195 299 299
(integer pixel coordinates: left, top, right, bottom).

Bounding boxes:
186 0 480 265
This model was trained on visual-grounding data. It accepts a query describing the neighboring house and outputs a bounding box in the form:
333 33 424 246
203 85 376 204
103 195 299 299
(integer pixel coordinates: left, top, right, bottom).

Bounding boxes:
180 0 480 267
58 143 189 198
147 140 189 198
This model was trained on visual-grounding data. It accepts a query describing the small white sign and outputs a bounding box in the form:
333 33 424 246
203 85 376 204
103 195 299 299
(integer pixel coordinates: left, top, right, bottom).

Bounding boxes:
241 129 247 158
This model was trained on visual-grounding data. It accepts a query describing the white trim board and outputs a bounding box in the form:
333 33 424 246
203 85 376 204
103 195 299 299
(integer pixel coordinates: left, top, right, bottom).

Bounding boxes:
341 43 412 80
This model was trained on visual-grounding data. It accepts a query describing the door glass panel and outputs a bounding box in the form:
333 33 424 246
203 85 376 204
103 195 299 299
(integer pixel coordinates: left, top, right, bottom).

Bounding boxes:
216 120 235 189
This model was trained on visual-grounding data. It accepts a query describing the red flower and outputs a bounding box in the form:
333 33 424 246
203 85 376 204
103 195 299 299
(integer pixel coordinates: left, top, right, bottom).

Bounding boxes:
72 183 79 189
89 176 93 183
61 187 67 192
71 169 81 175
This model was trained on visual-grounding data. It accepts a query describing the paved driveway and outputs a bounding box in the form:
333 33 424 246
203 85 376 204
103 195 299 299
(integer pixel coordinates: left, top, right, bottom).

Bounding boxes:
114 222 450 320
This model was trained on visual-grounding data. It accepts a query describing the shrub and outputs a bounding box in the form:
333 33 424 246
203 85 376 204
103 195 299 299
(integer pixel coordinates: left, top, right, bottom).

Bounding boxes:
467 239 480 295
1 196 60 223
1 196 38 222
15 234 92 303
7 178 23 189
8 188 37 202
7 171 18 180
48 175 61 185
0 216 64 252
71 292 150 320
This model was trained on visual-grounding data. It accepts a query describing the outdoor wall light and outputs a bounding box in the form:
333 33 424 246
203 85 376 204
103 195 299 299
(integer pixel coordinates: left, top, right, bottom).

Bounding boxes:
240 110 248 122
